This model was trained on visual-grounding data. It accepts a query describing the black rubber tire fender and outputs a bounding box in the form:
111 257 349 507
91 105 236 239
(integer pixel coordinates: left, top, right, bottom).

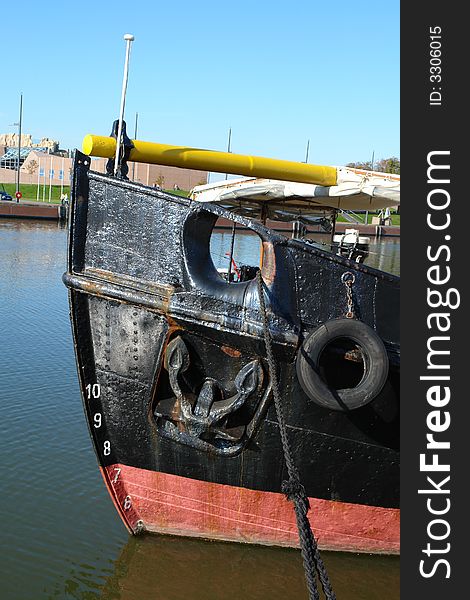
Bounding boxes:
296 318 389 411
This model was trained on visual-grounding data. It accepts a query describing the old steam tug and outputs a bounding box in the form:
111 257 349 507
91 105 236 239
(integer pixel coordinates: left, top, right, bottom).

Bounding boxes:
63 122 399 556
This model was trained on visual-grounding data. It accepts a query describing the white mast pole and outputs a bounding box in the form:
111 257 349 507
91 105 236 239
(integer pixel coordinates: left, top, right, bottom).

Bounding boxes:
48 154 52 202
61 156 64 195
114 33 134 176
16 93 23 198
42 153 46 202
36 156 40 201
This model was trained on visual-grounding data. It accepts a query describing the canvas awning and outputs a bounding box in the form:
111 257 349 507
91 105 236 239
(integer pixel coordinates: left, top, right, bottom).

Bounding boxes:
189 168 400 224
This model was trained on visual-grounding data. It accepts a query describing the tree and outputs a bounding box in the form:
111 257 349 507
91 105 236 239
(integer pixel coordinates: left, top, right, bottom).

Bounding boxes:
346 157 400 175
381 157 400 174
25 159 38 175
155 175 165 188
346 160 373 171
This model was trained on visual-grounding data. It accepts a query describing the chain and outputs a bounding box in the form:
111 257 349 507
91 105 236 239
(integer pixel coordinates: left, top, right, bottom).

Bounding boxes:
341 271 355 319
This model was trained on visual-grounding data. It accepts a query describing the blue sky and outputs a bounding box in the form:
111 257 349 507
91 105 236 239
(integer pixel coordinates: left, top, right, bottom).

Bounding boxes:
1 0 399 169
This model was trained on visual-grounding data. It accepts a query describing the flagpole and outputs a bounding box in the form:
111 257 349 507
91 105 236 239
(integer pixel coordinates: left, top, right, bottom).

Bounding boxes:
16 93 23 201
43 151 47 201
132 112 138 180
48 155 52 202
36 156 40 201
224 127 232 180
61 156 64 195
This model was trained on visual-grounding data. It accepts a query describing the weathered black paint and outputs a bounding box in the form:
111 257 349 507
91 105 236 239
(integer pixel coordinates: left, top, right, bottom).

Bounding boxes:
64 152 400 510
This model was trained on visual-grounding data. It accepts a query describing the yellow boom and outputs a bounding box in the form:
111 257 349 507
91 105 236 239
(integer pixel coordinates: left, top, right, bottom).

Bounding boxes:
82 134 338 187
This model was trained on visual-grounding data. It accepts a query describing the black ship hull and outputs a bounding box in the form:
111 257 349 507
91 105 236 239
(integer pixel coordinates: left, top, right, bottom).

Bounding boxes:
64 154 400 553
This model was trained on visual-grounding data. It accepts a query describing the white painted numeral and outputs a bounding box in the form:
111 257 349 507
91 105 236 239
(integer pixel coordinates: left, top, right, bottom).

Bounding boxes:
103 440 111 456
86 383 101 399
123 495 132 510
93 413 102 428
113 468 121 483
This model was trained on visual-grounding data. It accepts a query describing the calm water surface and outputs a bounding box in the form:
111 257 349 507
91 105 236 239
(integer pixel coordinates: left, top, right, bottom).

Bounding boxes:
0 220 399 599
210 230 400 276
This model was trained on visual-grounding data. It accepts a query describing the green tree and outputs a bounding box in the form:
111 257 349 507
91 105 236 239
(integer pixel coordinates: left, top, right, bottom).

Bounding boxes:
346 157 400 175
346 161 373 171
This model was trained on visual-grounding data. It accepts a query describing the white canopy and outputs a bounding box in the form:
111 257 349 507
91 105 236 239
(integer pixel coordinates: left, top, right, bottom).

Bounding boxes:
189 167 400 223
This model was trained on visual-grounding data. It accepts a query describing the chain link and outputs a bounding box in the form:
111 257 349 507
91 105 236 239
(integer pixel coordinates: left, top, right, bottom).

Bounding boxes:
341 271 356 318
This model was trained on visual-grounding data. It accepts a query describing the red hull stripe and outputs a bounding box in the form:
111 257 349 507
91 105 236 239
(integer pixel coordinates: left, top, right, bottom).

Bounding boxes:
102 463 400 554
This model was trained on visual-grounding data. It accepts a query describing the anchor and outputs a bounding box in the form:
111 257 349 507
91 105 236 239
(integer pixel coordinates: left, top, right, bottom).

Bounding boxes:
155 336 265 450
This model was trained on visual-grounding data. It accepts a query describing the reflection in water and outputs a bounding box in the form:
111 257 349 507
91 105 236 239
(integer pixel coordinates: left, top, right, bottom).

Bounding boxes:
53 535 399 600
1 219 399 600
100 535 399 600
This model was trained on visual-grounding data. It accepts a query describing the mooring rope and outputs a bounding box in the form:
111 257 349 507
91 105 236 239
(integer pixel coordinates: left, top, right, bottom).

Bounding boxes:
256 270 336 600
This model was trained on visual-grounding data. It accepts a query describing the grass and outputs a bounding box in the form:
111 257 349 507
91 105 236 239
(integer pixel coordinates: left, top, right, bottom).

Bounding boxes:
336 212 400 226
1 183 70 204
1 183 190 203
164 188 189 197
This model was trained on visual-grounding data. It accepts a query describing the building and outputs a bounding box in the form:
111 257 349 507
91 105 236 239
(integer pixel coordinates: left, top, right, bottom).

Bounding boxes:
1 145 208 191
0 134 59 170
86 157 208 191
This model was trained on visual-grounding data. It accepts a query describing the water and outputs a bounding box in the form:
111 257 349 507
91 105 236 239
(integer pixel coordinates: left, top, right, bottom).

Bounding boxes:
210 230 400 276
0 219 399 599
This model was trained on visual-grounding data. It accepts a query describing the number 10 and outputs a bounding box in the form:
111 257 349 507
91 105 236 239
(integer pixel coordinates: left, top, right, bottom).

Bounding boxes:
86 383 101 399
